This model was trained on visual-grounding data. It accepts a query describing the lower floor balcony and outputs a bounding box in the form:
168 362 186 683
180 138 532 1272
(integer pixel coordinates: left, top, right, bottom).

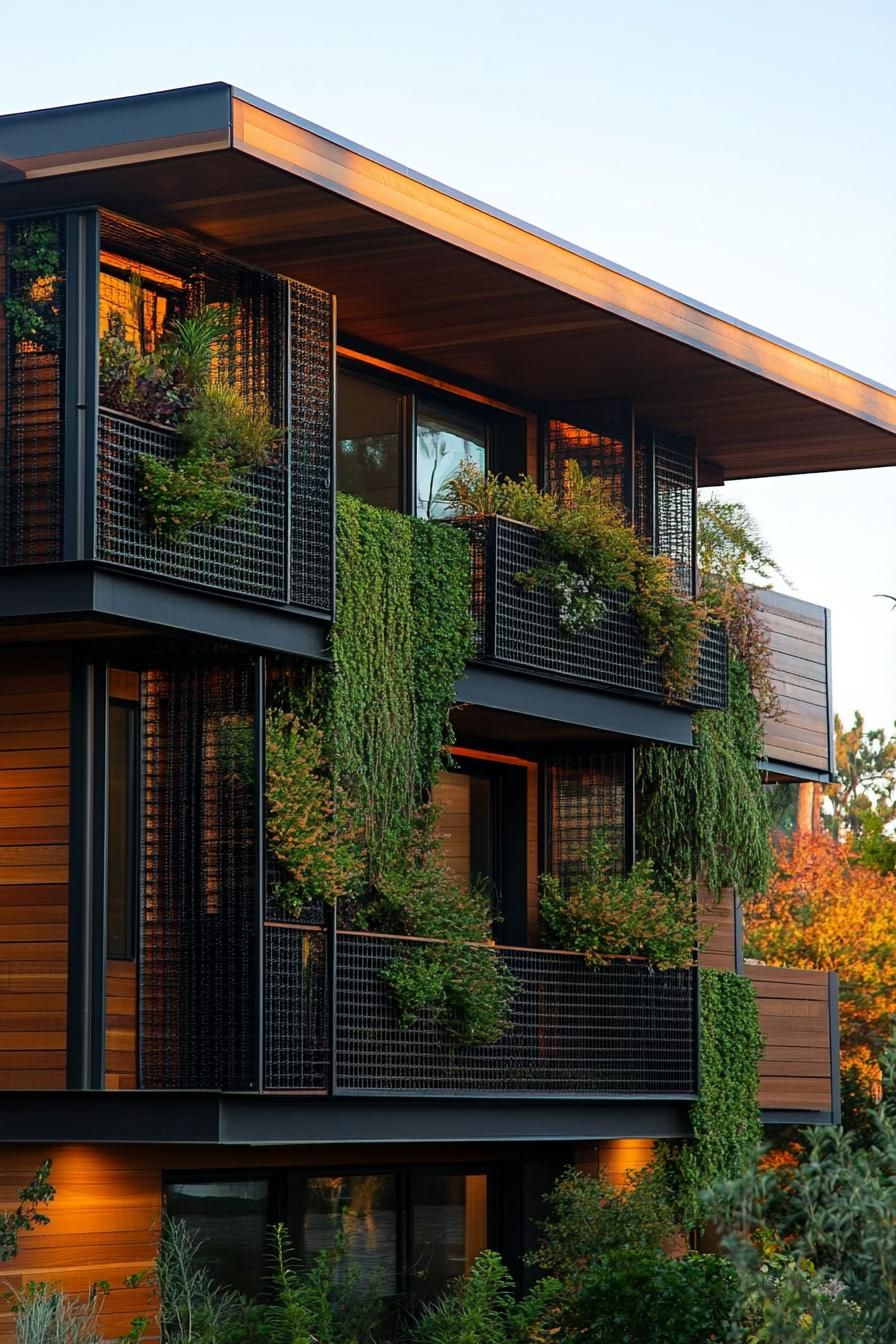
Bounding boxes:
261 927 697 1099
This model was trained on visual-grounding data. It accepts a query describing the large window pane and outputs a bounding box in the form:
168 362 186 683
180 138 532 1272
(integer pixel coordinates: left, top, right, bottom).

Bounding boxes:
411 1173 488 1302
416 405 486 519
164 1179 269 1298
337 373 403 510
107 701 136 960
302 1175 398 1294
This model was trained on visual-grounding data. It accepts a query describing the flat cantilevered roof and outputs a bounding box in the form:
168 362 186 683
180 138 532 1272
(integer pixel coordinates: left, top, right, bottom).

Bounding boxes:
0 81 893 481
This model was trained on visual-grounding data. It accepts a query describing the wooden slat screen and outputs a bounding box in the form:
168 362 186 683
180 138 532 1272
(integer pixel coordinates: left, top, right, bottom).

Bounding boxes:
754 590 833 777
747 962 834 1114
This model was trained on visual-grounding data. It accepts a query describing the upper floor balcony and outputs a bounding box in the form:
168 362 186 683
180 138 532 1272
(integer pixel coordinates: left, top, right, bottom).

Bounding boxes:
0 208 334 655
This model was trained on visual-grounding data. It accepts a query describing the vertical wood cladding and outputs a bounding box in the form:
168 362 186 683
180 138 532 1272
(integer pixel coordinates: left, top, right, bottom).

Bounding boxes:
754 590 833 776
0 650 70 1088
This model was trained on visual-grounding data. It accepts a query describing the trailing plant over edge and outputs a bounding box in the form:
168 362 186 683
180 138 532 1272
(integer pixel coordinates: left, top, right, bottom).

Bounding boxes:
638 654 774 898
1 220 63 351
660 967 763 1231
441 461 708 701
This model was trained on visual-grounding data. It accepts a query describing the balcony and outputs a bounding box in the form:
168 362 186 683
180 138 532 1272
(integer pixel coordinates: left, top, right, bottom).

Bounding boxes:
457 514 728 712
0 208 333 648
263 927 698 1099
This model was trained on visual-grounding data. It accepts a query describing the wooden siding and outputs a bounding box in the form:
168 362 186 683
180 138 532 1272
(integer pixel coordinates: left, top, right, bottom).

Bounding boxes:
432 771 472 885
0 652 70 1088
0 1141 514 1341
755 590 833 778
747 962 834 1114
105 961 137 1090
698 884 737 972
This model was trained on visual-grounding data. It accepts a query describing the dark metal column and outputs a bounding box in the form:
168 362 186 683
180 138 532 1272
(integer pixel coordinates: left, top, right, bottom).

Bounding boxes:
252 653 267 1092
62 209 99 562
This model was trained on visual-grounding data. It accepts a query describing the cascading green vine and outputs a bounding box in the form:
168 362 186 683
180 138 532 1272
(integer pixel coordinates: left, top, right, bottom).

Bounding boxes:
661 968 764 1231
637 654 773 898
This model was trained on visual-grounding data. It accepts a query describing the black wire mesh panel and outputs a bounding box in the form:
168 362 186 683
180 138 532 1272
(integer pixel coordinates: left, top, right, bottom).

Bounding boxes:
459 515 727 710
653 432 695 597
264 924 329 1090
288 280 333 613
333 932 696 1096
544 753 627 888
140 660 258 1090
545 413 628 507
0 215 66 565
97 410 289 599
95 213 333 611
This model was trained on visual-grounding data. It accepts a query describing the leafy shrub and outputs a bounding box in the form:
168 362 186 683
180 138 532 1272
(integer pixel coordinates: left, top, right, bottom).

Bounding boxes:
255 1222 386 1344
558 1249 738 1344
442 461 706 700
527 1165 675 1282
155 1214 244 1343
539 829 705 969
408 1250 559 1344
0 1159 54 1263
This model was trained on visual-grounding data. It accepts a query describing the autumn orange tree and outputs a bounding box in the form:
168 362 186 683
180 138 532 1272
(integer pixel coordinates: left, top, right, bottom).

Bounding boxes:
747 831 896 1077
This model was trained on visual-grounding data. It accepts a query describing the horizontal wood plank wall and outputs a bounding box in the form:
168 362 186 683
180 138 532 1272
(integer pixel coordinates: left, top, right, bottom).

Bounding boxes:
0 651 70 1088
432 772 471 885
0 1141 520 1340
754 591 832 776
105 962 137 1089
747 962 833 1113
698 884 736 971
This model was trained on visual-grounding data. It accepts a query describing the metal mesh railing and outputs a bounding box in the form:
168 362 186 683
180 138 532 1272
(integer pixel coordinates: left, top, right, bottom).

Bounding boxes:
333 932 697 1096
545 753 627 887
97 411 290 599
93 213 333 611
459 515 727 710
653 432 695 597
264 923 330 1090
140 660 258 1090
0 215 66 565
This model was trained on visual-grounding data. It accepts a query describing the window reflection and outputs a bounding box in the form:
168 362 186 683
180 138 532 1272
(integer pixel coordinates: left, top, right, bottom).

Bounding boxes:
411 1173 488 1302
164 1179 269 1298
302 1174 398 1294
416 406 486 519
337 374 403 510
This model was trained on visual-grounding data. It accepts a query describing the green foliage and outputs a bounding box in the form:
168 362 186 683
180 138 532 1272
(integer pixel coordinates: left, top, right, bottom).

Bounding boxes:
0 1159 55 1263
370 817 517 1045
162 306 234 394
698 495 786 717
442 461 706 700
139 384 284 539
407 1250 558 1344
256 1222 385 1344
99 311 181 425
4 1280 106 1344
539 828 705 970
155 1213 244 1343
663 969 763 1232
824 711 896 843
2 221 62 350
638 654 773 897
527 1165 675 1281
558 1249 738 1344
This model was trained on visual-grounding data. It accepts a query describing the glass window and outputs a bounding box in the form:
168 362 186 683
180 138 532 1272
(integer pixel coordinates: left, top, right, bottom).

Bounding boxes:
107 701 137 960
164 1179 270 1299
337 373 403 510
302 1175 398 1294
416 405 487 519
410 1173 488 1302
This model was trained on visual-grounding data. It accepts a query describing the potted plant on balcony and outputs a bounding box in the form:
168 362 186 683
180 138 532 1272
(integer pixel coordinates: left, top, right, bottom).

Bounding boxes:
98 302 284 539
440 461 708 701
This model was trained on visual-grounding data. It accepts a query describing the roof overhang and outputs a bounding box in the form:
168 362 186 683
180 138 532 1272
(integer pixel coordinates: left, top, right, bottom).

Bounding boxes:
0 82 893 481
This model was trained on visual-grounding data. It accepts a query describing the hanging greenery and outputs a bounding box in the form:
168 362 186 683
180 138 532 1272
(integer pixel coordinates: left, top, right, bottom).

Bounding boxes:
638 655 774 898
441 460 708 701
2 220 63 351
98 299 283 538
661 968 764 1231
539 829 707 970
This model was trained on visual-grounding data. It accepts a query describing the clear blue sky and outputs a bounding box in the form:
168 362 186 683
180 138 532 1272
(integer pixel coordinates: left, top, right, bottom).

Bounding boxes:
3 0 894 726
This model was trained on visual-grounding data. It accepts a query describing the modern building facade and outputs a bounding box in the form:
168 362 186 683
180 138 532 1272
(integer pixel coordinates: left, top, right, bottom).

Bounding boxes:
0 82 882 1334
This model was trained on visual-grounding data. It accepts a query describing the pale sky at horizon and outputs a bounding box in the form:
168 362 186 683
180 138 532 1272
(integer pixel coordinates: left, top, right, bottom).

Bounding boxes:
3 0 894 726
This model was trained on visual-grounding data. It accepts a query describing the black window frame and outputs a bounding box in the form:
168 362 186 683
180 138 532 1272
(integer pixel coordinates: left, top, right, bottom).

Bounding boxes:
336 358 528 517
